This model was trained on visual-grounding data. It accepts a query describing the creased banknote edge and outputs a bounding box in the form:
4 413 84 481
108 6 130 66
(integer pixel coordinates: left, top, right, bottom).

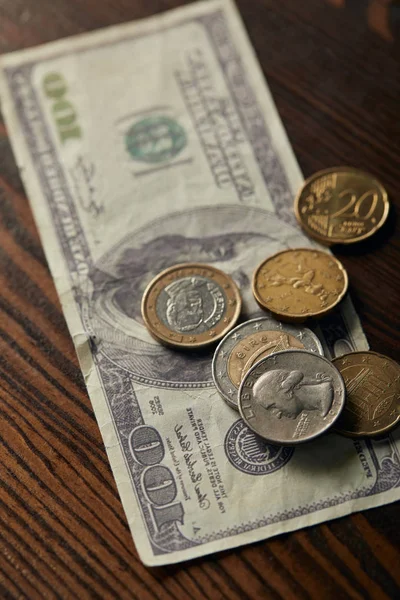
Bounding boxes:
139 489 400 565
0 63 159 567
222 0 369 355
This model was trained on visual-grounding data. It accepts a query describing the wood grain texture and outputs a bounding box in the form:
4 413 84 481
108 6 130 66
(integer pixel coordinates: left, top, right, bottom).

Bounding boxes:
0 0 400 598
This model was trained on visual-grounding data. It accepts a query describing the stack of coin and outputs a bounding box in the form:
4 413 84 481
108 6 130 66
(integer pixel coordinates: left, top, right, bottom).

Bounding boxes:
212 317 323 410
141 166 399 445
238 350 346 445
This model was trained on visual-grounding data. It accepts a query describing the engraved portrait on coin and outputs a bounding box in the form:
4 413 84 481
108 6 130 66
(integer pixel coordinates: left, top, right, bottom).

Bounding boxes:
238 350 345 445
252 369 334 420
162 277 217 333
158 277 226 334
142 264 240 348
89 205 310 387
212 317 323 410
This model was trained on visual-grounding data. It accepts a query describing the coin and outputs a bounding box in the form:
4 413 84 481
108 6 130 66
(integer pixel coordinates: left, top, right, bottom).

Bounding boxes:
252 248 348 322
295 167 389 245
212 317 324 410
238 350 346 445
333 351 400 438
141 263 241 349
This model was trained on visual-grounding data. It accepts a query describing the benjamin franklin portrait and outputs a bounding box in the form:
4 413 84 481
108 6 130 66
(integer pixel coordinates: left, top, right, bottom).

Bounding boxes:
89 205 311 386
253 369 334 420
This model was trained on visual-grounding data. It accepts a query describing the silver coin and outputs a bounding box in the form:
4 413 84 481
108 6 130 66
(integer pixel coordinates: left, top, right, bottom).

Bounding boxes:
238 350 345 445
212 317 324 410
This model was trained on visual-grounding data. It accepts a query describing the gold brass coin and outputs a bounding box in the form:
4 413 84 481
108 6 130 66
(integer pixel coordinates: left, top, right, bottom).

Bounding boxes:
295 167 389 245
252 248 348 322
141 263 241 349
228 331 304 387
333 351 400 438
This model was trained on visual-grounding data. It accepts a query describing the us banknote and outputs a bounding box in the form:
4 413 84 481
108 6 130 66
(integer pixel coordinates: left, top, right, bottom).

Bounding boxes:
1 0 399 566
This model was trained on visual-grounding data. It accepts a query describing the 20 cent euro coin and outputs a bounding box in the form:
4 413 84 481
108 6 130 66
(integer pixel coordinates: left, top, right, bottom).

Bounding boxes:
295 167 389 245
141 263 241 349
238 350 346 445
212 317 323 410
333 351 400 437
252 248 348 322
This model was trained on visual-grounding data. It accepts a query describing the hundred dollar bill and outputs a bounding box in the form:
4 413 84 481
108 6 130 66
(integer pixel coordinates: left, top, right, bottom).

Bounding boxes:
1 0 399 566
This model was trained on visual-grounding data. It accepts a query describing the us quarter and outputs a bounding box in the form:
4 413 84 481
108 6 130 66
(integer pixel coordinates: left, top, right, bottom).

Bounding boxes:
141 263 241 349
238 350 345 445
212 317 324 410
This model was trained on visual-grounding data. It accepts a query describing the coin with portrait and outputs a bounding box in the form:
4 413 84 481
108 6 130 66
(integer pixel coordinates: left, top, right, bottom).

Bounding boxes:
238 350 345 445
252 248 348 322
295 167 389 245
212 317 323 410
141 263 241 349
333 351 400 438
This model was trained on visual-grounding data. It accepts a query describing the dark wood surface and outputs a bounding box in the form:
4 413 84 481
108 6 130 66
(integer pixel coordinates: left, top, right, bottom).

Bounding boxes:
1 1 400 598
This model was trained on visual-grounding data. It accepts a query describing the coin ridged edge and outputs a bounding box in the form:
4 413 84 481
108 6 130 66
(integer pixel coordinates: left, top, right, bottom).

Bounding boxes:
238 349 346 446
212 316 325 410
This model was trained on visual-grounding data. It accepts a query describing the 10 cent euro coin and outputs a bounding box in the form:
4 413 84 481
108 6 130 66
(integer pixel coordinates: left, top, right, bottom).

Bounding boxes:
141 263 241 349
252 248 348 322
294 167 389 245
333 351 400 438
212 317 324 410
238 350 346 445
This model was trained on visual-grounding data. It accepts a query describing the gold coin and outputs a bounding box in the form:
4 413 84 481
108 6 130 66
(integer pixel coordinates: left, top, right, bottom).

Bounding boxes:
141 263 241 349
228 331 305 387
294 167 389 245
333 351 400 438
252 248 348 322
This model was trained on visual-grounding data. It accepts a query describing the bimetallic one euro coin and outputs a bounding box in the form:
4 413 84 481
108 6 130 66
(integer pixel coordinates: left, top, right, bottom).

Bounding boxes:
212 317 324 410
252 248 348 322
141 263 241 349
333 352 400 438
238 350 346 445
295 167 389 245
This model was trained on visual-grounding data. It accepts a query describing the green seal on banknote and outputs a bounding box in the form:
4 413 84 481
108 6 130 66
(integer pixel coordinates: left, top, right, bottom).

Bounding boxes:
125 116 186 163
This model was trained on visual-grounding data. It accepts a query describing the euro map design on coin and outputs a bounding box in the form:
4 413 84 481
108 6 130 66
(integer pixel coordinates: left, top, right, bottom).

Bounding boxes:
212 317 324 409
333 351 400 438
141 263 241 348
89 205 310 388
238 350 346 445
295 167 389 245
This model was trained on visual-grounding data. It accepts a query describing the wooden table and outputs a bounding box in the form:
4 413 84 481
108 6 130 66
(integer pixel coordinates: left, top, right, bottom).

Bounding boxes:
1 1 399 598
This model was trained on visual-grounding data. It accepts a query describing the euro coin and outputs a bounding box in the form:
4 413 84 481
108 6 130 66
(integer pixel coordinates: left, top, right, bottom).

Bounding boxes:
252 248 348 322
141 263 241 349
212 317 324 410
238 350 346 445
295 167 389 245
333 351 400 438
